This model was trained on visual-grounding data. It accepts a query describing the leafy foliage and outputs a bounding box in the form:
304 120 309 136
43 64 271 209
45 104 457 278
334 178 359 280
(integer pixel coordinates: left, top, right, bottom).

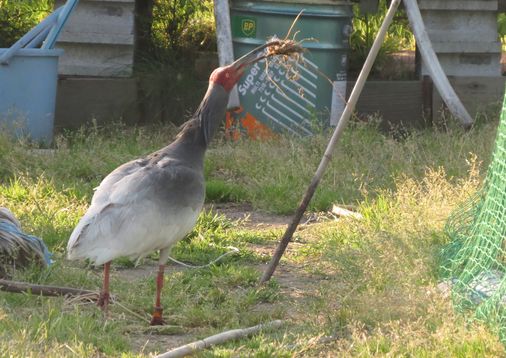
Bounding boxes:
151 0 215 55
0 0 53 48
498 13 506 49
349 0 415 77
134 1 216 125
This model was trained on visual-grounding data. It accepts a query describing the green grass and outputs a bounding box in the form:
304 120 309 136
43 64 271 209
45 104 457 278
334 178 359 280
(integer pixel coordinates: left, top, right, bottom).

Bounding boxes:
0 115 505 356
204 179 247 203
350 0 415 77
207 118 496 214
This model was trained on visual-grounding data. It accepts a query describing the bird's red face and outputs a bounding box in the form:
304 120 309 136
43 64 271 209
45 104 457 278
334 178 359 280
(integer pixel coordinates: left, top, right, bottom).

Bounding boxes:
209 42 274 92
209 64 246 92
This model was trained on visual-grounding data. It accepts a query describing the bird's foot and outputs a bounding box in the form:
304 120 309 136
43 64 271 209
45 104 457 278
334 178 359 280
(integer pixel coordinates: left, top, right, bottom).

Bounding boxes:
97 291 110 310
150 306 165 326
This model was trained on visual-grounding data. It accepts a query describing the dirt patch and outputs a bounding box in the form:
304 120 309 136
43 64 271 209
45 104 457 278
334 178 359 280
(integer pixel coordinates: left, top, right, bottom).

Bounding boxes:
258 261 322 292
113 260 185 281
206 202 332 230
116 204 331 354
206 202 291 229
128 329 194 356
250 261 328 324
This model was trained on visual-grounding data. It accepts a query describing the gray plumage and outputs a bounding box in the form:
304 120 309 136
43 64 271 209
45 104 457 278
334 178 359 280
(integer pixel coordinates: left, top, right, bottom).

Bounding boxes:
67 83 230 265
65 43 270 323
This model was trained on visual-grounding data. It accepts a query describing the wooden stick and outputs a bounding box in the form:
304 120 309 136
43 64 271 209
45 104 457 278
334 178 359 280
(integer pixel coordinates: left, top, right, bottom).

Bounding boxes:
0 279 98 298
260 0 402 284
403 0 473 129
154 320 284 358
331 204 363 220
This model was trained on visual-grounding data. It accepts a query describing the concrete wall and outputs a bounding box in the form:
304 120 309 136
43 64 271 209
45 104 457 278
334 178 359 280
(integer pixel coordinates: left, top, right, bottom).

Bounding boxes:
55 0 135 77
52 0 504 130
54 76 505 132
346 77 505 129
54 76 208 131
419 0 502 77
432 76 506 119
55 77 139 130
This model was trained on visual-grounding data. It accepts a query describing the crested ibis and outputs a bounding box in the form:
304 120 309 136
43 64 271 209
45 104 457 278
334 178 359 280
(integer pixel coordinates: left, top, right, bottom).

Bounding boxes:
67 42 276 325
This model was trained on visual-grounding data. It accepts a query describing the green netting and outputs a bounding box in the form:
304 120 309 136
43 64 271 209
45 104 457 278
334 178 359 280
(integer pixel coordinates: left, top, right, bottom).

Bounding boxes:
442 88 506 341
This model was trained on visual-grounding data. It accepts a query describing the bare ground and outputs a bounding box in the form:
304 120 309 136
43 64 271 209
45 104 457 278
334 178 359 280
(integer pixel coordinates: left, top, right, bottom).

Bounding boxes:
206 202 292 229
114 204 330 355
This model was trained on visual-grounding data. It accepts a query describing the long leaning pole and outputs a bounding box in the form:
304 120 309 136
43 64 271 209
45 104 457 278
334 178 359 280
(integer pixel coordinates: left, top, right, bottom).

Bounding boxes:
403 0 473 128
260 0 402 283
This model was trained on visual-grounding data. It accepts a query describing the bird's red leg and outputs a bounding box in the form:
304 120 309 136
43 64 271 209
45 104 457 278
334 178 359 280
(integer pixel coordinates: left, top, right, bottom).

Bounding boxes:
97 261 111 314
150 264 165 325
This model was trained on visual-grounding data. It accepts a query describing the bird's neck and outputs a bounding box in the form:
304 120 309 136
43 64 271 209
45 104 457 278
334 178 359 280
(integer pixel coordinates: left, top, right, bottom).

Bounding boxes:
198 84 229 146
165 138 206 169
160 83 229 167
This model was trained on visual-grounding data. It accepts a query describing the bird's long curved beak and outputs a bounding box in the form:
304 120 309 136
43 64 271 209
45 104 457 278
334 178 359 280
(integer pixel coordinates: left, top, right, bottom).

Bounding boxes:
230 40 280 70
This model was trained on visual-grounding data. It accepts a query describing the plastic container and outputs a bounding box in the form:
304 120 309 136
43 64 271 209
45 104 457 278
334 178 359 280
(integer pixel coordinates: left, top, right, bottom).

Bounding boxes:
0 48 63 143
229 0 352 137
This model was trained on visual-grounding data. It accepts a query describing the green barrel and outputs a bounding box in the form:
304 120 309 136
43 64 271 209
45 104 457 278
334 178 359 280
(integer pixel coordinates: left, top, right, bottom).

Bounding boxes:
230 0 352 137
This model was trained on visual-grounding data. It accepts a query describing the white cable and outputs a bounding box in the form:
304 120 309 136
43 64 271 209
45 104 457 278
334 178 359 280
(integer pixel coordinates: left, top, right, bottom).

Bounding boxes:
166 246 240 269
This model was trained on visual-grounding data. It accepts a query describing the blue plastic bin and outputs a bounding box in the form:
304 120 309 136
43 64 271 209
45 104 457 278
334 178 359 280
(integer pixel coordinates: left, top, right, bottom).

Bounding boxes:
0 48 63 143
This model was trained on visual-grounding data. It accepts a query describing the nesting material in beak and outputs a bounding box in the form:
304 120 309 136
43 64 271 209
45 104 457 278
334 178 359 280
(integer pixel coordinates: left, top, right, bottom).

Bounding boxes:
231 41 278 70
231 38 306 71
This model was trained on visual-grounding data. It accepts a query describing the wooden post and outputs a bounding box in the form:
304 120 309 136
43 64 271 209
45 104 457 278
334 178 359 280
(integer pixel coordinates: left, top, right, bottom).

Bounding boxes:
403 0 473 129
134 0 155 68
260 0 402 284
213 0 240 109
422 75 433 124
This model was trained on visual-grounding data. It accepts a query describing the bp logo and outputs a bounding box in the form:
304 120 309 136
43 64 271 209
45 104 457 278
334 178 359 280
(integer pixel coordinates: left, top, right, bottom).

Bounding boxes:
241 18 256 37
232 16 256 38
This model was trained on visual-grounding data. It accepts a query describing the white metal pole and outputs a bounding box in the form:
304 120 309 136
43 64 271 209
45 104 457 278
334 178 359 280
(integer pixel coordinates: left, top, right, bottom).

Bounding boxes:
214 0 241 109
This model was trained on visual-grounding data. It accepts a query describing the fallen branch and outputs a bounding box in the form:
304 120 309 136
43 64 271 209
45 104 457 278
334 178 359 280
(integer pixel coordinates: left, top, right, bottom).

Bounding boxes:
0 279 98 299
154 320 284 358
331 205 363 220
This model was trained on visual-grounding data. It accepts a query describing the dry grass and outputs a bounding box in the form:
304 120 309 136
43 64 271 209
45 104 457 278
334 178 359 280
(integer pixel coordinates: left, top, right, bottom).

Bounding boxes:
0 116 504 356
